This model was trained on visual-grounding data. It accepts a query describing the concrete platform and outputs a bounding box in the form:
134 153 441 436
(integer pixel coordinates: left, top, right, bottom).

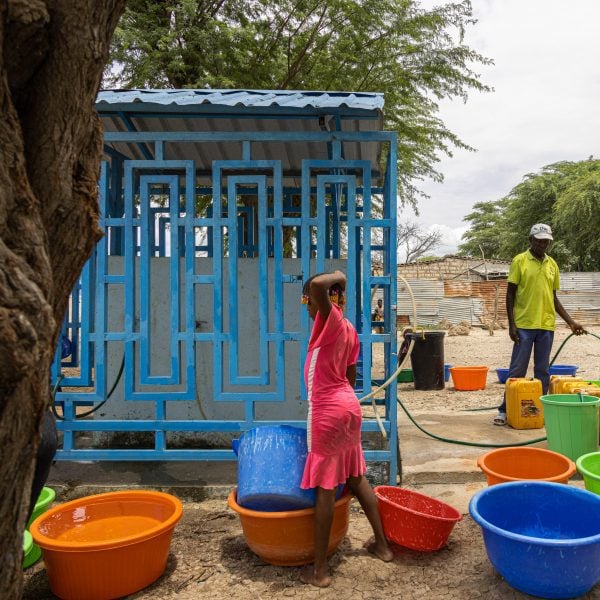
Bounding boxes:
46 405 566 509
397 408 549 485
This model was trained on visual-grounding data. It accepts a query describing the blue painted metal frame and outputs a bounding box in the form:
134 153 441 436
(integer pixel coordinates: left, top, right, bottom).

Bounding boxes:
53 128 398 482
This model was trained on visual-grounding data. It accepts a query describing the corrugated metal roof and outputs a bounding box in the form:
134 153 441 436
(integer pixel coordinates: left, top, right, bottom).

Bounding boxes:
558 273 600 324
97 89 384 113
557 291 600 310
444 281 472 297
96 89 386 181
470 263 510 278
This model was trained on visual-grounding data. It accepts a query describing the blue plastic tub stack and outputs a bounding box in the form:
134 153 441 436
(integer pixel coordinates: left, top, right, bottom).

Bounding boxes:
233 425 317 512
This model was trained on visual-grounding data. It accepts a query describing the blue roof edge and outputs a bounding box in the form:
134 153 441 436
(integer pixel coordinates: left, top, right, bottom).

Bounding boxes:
96 89 384 116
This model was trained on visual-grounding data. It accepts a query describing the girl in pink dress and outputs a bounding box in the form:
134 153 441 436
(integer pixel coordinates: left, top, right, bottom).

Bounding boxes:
300 270 392 587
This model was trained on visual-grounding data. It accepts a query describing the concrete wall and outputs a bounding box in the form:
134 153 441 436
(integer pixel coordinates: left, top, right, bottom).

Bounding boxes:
397 256 509 281
99 257 347 444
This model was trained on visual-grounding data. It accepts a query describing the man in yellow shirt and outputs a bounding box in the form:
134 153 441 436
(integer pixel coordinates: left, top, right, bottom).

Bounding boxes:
494 223 585 425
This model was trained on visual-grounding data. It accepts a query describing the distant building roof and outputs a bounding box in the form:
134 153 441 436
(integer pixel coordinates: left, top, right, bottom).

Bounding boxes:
400 255 510 266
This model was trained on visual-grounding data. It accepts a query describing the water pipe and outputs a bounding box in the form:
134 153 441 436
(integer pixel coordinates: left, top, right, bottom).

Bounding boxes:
51 355 125 420
359 278 600 449
396 328 600 448
464 330 600 412
358 275 418 438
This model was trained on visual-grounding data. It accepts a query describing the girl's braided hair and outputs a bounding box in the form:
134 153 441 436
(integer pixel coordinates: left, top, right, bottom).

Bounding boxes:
302 275 345 306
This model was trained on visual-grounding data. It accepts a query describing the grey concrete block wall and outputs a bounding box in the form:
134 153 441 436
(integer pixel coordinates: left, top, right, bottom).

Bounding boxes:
98 257 347 446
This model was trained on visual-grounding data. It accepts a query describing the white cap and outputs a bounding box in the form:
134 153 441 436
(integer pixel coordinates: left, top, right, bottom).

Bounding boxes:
529 223 553 240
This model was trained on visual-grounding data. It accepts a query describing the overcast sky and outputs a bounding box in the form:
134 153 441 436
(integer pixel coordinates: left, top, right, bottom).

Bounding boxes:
406 0 600 256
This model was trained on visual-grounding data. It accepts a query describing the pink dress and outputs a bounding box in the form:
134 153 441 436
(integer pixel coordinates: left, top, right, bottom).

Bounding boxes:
300 304 367 490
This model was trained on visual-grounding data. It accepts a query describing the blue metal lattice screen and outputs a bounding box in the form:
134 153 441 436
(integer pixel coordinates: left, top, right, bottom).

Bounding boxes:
52 130 399 482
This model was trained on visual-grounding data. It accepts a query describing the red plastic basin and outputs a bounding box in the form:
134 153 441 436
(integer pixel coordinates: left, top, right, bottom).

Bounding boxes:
374 486 461 551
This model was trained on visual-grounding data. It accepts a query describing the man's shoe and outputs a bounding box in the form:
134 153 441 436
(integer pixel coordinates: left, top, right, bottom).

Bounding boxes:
493 412 507 426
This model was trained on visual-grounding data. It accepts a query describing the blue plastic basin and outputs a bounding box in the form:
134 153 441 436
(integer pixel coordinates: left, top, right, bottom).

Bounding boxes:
495 368 509 384
444 364 452 383
469 481 600 599
549 364 578 376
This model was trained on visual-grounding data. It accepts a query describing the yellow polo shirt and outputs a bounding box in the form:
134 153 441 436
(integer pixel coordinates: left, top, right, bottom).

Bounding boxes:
508 250 560 330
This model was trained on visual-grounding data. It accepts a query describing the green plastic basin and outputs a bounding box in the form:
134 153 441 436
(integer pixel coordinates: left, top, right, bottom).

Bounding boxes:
27 486 56 529
397 369 414 383
541 394 600 462
576 452 600 495
22 530 41 569
23 486 55 569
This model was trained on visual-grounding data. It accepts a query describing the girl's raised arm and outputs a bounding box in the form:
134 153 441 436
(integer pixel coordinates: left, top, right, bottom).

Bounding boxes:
308 271 346 319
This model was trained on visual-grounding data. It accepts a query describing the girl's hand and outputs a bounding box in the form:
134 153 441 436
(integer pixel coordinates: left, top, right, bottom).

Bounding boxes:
333 270 347 290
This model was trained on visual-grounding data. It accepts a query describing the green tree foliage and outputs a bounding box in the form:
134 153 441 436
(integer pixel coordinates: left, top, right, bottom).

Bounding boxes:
459 158 600 270
459 200 504 259
553 161 600 270
107 0 491 207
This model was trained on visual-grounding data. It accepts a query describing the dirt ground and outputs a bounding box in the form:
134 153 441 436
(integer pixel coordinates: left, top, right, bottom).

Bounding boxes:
394 325 600 413
23 326 600 599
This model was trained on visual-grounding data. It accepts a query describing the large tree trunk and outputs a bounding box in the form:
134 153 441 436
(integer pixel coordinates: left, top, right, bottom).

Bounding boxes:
0 1 125 596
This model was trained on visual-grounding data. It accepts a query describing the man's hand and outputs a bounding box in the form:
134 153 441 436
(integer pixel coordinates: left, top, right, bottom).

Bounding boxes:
569 321 586 335
509 324 519 344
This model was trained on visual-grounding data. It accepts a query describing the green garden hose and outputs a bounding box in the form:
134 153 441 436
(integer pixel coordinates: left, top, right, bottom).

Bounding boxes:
400 330 600 447
464 330 600 412
395 396 547 448
51 355 125 420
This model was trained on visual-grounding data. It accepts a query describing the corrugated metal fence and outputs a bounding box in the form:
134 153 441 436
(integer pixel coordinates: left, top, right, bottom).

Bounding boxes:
395 274 600 327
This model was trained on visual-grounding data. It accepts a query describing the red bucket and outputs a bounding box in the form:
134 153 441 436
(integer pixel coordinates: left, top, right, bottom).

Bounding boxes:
374 486 461 551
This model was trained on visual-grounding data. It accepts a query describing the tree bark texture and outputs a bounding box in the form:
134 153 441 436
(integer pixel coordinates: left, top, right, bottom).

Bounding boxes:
0 1 125 596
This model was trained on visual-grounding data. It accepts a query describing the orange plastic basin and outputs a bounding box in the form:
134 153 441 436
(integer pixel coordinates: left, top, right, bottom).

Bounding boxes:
30 491 183 600
228 489 352 566
477 447 577 486
450 366 489 391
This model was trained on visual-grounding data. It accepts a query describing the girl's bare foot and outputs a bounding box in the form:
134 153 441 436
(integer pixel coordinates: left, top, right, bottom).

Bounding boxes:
365 539 394 562
300 564 332 588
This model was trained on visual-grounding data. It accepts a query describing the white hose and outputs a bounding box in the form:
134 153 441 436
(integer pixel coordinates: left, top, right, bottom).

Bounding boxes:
358 276 418 439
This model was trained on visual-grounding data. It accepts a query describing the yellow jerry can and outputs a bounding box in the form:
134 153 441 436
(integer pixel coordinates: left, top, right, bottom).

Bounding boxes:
572 386 600 398
561 380 591 395
549 376 586 395
506 377 544 429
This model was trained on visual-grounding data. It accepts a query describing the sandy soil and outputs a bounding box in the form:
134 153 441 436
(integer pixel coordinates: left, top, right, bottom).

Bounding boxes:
395 325 600 413
23 326 600 599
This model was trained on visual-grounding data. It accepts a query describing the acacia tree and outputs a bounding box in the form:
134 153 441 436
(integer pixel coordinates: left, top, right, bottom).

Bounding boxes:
459 159 600 269
458 200 504 258
0 1 125 596
108 0 491 209
552 161 600 270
